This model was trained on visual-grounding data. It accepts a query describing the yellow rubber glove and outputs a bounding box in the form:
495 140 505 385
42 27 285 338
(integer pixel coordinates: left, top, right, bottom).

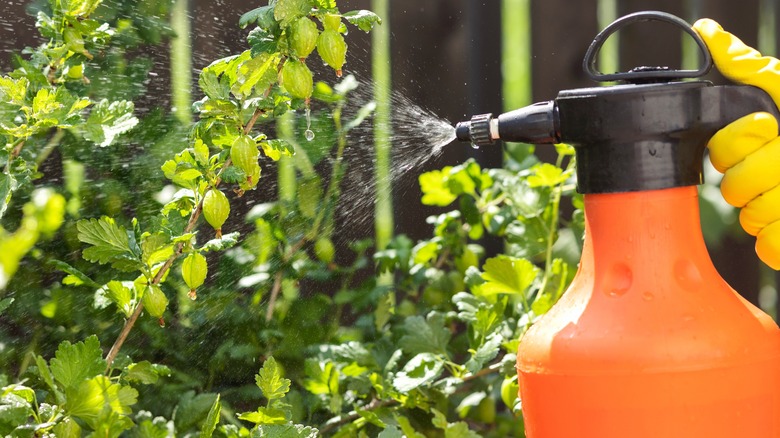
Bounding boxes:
693 18 780 270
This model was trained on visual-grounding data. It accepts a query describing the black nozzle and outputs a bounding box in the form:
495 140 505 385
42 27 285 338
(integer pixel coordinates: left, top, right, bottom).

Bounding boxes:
455 113 495 147
454 102 559 147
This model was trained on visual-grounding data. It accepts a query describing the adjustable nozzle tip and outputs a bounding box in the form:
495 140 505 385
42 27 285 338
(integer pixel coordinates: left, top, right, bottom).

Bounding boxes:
455 122 471 142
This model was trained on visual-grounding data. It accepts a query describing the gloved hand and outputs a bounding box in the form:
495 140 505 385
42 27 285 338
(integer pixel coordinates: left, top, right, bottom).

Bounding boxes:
693 18 780 270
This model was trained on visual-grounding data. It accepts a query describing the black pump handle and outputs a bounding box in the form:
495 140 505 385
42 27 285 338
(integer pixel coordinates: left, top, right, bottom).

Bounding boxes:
583 10 713 83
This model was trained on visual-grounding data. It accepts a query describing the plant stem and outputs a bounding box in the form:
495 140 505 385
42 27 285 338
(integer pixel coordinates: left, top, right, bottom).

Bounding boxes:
170 0 192 124
35 129 65 166
372 0 392 252
265 271 283 322
104 109 264 371
321 398 396 434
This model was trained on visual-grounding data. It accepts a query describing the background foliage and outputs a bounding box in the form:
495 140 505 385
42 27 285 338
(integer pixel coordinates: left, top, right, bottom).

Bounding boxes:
0 0 592 436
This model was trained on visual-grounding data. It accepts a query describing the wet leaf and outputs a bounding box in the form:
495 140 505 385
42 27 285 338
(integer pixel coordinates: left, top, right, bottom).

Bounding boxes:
238 407 287 425
254 424 318 437
239 5 276 29
50 335 105 389
255 357 291 401
83 99 139 147
274 0 312 27
76 217 141 271
343 10 382 32
200 394 221 438
392 353 443 392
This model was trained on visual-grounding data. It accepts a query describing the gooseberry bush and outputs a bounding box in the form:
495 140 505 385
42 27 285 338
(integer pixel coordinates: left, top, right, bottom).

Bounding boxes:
0 0 581 436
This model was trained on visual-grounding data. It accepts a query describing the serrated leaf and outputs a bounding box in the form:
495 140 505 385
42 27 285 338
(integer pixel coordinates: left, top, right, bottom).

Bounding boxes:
260 139 294 161
200 394 221 438
83 99 139 147
124 361 169 385
34 355 57 395
103 280 134 317
77 217 141 271
247 27 279 57
199 70 230 101
65 0 101 17
464 332 502 375
399 313 451 356
65 375 137 427
237 406 287 425
201 231 240 252
343 10 382 32
238 53 281 96
50 335 106 389
255 357 290 401
0 172 17 220
392 352 443 392
419 168 457 206
253 424 318 438
480 255 539 297
239 5 276 29
274 0 312 26
526 162 569 188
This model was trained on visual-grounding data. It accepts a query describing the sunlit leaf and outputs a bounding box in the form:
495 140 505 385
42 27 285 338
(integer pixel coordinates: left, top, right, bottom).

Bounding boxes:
50 335 106 389
200 394 221 438
254 424 318 437
274 0 312 26
77 217 142 271
343 10 382 32
419 168 456 206
237 406 287 425
239 5 276 29
255 357 291 401
83 99 139 147
392 352 443 392
480 255 539 297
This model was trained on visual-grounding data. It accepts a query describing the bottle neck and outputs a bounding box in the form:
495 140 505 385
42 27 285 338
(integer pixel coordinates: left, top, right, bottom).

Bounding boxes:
578 186 716 284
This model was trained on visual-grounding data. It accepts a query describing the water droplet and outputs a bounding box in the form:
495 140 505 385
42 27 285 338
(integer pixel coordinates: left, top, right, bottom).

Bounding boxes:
642 291 654 301
305 129 315 141
605 263 632 297
471 143 479 149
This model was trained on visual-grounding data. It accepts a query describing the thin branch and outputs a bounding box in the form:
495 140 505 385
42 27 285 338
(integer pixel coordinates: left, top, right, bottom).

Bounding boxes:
320 399 396 434
265 271 283 322
104 109 265 371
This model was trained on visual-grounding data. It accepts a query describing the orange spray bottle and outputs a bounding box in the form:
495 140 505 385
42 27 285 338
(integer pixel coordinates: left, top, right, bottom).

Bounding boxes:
456 11 780 437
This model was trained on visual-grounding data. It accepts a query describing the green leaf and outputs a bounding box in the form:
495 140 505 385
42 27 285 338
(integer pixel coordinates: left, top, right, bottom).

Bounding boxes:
303 359 337 395
83 99 139 147
255 357 291 402
102 281 135 317
34 355 57 396
430 409 480 438
65 375 137 428
52 417 82 437
77 217 141 271
399 313 451 356
247 27 279 57
253 424 318 438
173 392 219 433
124 361 170 385
312 0 336 8
0 172 17 220
239 5 276 29
419 168 457 206
464 332 502 375
378 426 403 438
0 391 35 433
200 394 221 438
141 233 173 266
201 231 240 252
343 10 382 32
392 353 444 392
526 163 569 188
50 259 100 289
274 0 312 26
50 335 106 389
0 76 28 106
260 139 294 161
480 255 539 296
64 0 101 17
0 297 13 315
237 407 287 425
199 70 231 101
237 53 280 96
